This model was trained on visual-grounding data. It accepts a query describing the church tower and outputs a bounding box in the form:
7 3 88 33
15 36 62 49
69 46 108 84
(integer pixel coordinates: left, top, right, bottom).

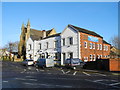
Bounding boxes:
26 19 31 41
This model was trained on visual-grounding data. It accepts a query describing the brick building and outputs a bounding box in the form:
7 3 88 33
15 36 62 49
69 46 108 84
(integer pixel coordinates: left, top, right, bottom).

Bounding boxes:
61 24 110 65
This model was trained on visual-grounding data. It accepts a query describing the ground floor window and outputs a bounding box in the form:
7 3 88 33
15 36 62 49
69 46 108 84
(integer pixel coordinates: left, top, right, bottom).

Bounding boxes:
68 52 73 59
90 54 92 61
84 57 88 62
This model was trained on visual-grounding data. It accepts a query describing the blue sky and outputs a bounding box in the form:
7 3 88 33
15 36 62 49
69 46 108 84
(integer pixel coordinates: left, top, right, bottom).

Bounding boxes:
2 2 118 47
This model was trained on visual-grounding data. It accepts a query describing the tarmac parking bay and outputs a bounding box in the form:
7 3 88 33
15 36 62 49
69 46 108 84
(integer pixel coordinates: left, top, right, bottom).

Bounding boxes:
2 61 120 89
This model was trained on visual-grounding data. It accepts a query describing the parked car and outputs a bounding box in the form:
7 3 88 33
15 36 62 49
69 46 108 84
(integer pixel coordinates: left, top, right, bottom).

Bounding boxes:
22 59 34 66
35 58 54 68
65 58 85 70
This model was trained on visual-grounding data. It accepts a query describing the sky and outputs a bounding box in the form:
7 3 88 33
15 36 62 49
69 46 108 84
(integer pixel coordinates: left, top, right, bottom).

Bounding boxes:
1 2 118 47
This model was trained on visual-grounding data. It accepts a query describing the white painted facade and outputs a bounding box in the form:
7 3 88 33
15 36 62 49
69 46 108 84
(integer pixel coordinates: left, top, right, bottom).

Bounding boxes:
61 26 80 65
26 37 34 60
26 35 61 61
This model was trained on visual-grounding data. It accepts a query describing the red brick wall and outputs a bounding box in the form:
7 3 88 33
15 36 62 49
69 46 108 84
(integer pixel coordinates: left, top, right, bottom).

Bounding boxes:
109 58 120 71
80 32 110 62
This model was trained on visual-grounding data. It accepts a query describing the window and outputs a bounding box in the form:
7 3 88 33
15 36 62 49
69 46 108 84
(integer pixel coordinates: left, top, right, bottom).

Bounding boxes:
90 43 92 49
39 43 41 49
46 42 48 49
97 44 99 50
62 38 65 46
69 37 73 45
54 40 58 48
99 44 102 50
84 41 87 48
68 52 73 59
90 54 92 61
93 54 96 61
29 44 31 50
55 53 58 60
104 45 106 51
93 43 95 49
84 57 88 62
106 46 108 51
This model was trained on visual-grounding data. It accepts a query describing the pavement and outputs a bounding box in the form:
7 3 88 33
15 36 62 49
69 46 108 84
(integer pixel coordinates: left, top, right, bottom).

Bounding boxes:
2 60 120 89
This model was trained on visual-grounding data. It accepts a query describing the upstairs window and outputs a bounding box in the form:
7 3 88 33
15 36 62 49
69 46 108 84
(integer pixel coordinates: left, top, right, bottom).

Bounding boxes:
62 38 65 46
29 44 31 50
97 44 99 50
84 41 87 48
93 43 95 49
90 43 92 49
68 52 73 59
39 43 41 49
100 44 102 50
54 40 58 48
46 42 48 49
69 37 73 45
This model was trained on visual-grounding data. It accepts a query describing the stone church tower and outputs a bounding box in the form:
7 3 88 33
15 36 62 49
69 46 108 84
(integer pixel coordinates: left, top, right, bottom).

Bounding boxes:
18 20 56 58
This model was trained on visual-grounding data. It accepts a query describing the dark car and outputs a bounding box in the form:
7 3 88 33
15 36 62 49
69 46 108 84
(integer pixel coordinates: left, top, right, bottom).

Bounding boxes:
65 58 85 70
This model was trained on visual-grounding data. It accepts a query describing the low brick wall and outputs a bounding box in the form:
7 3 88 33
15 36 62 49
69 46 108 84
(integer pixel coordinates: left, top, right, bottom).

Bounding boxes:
109 58 120 71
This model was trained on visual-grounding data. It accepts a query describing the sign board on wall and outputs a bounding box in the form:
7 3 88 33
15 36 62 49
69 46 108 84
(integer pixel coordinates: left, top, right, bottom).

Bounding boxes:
88 36 98 42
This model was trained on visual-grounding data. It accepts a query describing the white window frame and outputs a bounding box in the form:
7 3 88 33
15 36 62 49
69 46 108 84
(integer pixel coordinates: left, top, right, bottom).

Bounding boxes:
84 57 88 62
93 43 95 49
106 46 108 51
93 54 96 61
90 54 92 61
90 43 92 49
84 41 87 48
97 44 99 50
68 37 73 45
100 44 102 50
62 38 65 46
104 45 106 51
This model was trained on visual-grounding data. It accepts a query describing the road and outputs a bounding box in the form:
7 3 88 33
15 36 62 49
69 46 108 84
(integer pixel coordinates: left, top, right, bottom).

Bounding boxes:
2 60 120 89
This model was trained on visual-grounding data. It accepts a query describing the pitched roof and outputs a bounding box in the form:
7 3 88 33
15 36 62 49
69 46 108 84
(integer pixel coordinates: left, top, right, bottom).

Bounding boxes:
30 35 42 41
43 33 61 39
30 29 43 37
46 29 52 36
68 24 103 38
103 40 111 45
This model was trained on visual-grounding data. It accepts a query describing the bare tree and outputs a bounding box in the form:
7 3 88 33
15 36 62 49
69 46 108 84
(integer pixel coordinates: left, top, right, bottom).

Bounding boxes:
110 35 120 49
4 41 19 53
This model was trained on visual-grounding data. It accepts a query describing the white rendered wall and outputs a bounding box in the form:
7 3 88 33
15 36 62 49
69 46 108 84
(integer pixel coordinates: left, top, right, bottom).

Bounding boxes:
61 27 79 65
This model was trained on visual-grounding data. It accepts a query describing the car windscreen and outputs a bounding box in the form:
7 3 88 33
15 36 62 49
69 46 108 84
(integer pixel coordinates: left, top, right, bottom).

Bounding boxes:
71 59 80 64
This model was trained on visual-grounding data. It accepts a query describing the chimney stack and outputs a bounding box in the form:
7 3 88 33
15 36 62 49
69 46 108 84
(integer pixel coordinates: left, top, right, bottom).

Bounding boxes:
42 30 46 38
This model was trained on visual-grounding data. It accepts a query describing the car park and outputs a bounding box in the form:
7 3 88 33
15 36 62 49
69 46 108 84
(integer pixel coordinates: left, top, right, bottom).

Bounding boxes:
22 59 34 66
35 58 54 68
65 58 85 70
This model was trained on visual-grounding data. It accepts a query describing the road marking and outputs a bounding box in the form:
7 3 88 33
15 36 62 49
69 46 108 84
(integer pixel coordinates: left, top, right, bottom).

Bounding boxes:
73 71 77 75
66 70 70 74
83 72 91 76
36 69 39 72
109 82 120 86
26 76 33 78
85 79 120 89
20 69 26 73
15 78 27 80
39 70 44 71
3 81 8 83
61 70 65 74
47 73 51 74
95 73 106 76
93 80 104 82
29 79 37 81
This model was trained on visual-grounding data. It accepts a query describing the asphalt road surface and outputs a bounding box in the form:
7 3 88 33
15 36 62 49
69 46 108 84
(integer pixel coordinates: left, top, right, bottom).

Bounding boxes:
2 60 120 89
